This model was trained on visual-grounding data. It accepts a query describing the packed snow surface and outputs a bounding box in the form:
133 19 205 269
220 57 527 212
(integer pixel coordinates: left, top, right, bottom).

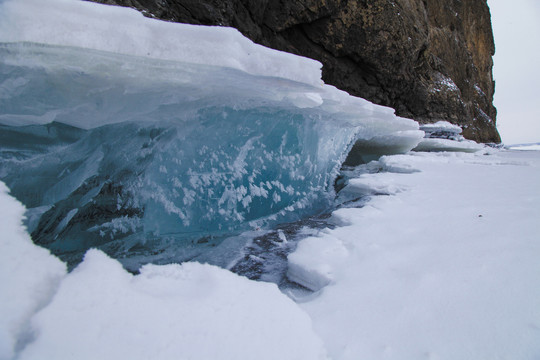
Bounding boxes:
288 149 540 359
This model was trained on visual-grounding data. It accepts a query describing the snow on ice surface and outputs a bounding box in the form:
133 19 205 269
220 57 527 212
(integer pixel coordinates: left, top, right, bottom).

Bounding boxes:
414 121 485 152
287 149 540 359
413 137 485 152
0 183 66 360
419 120 465 142
0 183 328 360
0 0 422 268
420 120 462 134
0 0 322 86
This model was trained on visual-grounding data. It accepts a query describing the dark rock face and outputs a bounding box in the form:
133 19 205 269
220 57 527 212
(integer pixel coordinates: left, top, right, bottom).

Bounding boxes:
88 0 500 143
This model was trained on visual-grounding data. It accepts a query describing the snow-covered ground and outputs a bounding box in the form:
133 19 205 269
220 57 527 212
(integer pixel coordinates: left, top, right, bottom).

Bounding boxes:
2 148 539 360
288 148 540 359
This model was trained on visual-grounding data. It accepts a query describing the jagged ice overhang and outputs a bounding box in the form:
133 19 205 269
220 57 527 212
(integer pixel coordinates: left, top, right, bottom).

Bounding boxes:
0 0 424 268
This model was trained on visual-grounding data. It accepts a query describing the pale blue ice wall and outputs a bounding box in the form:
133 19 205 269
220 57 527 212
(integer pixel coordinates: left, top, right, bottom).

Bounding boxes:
0 0 423 270
0 43 366 267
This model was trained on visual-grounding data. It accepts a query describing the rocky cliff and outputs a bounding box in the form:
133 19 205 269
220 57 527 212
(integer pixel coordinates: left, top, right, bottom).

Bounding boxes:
88 0 500 143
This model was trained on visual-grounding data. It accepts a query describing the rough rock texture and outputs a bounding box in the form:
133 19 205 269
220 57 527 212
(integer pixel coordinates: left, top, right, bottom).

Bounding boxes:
88 0 500 143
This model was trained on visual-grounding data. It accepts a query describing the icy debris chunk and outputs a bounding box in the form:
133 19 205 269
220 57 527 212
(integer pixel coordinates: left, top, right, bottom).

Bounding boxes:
0 182 66 360
344 129 425 166
414 122 485 153
342 173 409 196
19 249 328 360
420 121 463 140
287 235 349 291
413 138 485 153
420 120 462 132
378 155 421 173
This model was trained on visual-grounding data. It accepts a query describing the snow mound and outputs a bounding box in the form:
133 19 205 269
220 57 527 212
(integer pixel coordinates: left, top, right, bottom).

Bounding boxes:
0 182 66 360
0 182 328 360
287 234 348 291
19 250 328 360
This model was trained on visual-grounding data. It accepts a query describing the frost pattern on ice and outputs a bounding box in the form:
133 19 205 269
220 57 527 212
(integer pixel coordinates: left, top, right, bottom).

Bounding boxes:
0 0 422 268
0 42 421 268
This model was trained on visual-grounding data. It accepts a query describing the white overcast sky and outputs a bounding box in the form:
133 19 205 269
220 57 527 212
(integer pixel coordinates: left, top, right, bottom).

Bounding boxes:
488 0 540 144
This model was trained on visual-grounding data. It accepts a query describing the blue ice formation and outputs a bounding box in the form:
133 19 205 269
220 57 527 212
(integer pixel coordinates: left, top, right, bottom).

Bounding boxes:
0 39 421 268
